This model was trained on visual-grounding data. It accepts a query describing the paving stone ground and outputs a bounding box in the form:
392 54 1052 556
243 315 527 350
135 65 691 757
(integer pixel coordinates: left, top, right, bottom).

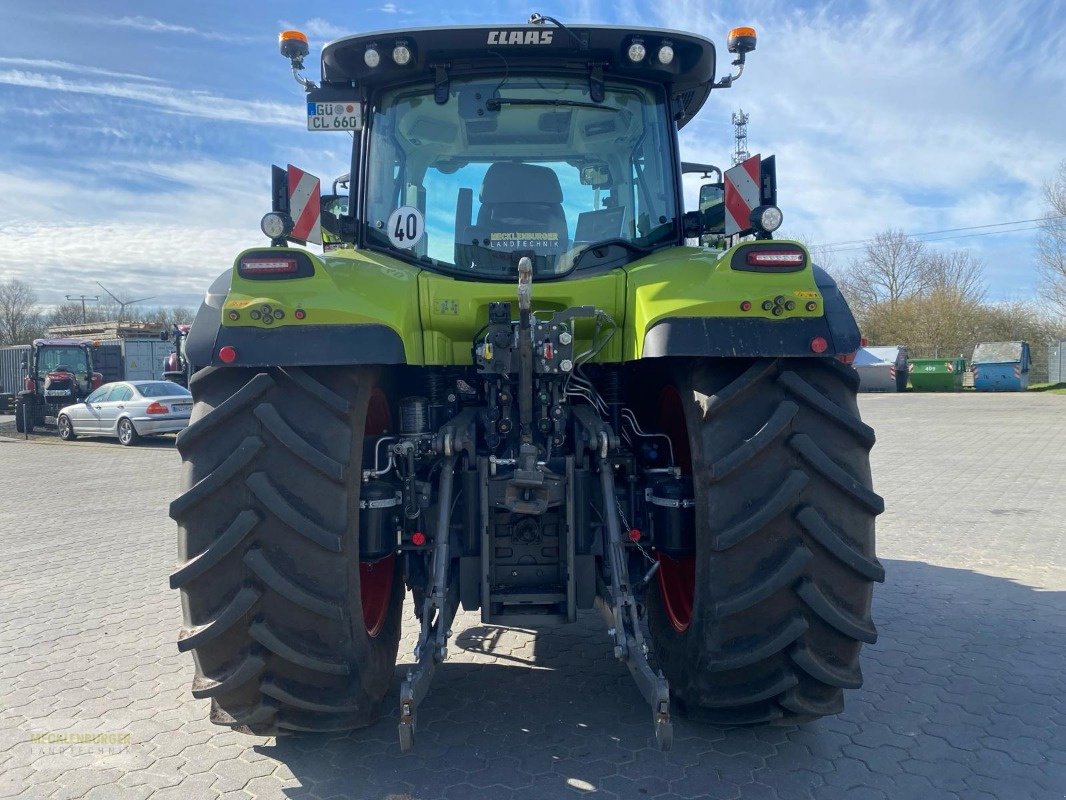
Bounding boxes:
1 392 1064 800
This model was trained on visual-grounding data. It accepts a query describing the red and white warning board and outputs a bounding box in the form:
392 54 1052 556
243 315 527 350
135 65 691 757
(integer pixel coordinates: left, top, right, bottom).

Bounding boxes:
724 154 761 236
287 164 322 245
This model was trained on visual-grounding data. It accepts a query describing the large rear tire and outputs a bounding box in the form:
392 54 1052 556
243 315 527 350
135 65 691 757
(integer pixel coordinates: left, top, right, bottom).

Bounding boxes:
646 358 885 724
169 365 404 734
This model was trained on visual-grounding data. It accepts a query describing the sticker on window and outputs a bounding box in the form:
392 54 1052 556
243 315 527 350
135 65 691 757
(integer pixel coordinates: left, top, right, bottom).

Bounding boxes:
387 207 425 249
488 231 560 250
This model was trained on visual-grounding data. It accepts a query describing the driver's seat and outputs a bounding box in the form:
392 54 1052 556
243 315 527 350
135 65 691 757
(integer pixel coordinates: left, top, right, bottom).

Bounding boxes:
471 163 569 258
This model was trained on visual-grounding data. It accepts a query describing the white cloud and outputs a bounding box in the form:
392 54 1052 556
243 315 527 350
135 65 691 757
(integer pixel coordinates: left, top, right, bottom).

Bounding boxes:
0 159 268 307
0 57 163 83
0 69 299 128
654 0 1065 298
97 15 260 43
0 151 352 308
285 17 349 40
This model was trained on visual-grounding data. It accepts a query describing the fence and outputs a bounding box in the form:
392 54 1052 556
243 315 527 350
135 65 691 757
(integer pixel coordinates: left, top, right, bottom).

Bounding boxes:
1051 340 1066 384
0 345 31 394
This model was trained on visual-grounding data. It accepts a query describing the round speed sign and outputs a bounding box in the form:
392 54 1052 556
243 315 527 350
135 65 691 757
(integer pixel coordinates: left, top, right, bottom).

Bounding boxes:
386 206 425 249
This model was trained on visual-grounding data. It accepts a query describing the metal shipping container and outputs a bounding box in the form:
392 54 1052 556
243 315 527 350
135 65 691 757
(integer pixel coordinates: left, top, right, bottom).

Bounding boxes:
909 358 966 392
123 338 173 381
855 345 908 392
972 341 1031 392
89 343 124 384
0 345 31 394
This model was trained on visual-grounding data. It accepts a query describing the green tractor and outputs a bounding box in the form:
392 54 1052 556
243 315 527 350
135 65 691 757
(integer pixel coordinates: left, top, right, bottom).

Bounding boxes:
170 16 883 751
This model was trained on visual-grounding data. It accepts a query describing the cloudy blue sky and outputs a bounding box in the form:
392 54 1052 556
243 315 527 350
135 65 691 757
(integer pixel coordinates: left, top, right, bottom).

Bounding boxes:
1 0 1063 309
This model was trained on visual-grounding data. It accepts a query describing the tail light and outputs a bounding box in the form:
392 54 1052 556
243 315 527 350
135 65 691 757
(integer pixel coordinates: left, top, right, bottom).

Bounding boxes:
731 244 807 273
240 257 298 275
237 249 315 280
146 402 168 415
747 251 804 267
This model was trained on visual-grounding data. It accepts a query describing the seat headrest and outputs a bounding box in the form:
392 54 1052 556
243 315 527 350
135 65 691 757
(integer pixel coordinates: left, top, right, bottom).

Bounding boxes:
480 163 563 205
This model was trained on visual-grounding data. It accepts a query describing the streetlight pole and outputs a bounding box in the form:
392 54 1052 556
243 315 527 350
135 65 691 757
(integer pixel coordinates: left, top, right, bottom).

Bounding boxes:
66 295 99 324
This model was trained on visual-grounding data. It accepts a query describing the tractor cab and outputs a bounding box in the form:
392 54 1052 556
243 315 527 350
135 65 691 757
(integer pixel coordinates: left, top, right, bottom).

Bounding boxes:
276 21 769 278
17 339 102 432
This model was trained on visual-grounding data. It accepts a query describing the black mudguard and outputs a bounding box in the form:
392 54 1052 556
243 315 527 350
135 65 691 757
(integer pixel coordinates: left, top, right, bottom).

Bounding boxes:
642 265 860 358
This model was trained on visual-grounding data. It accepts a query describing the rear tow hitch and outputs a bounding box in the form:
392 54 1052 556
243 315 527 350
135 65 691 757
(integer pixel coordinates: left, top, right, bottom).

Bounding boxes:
398 454 459 752
595 450 673 750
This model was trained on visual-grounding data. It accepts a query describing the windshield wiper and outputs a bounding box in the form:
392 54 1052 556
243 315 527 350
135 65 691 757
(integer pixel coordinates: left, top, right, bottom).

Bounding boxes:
485 98 618 112
573 221 679 268
572 238 651 268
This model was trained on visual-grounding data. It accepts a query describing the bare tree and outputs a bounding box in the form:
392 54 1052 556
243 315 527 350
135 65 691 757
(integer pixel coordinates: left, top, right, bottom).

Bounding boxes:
1037 161 1066 316
839 229 928 316
146 305 195 328
47 301 111 328
787 233 839 274
924 250 986 304
0 278 44 346
171 306 194 325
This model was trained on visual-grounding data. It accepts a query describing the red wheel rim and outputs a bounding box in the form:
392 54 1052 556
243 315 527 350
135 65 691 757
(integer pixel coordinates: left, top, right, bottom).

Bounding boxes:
655 385 696 633
360 555 395 637
360 387 394 637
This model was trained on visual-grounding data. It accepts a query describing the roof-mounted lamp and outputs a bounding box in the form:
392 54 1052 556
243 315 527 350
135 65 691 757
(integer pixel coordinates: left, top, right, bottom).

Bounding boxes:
279 30 316 90
714 26 757 88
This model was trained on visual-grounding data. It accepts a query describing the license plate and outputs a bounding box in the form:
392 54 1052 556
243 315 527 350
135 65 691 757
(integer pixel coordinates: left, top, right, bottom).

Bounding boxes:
44 390 69 397
172 403 191 412
307 101 362 131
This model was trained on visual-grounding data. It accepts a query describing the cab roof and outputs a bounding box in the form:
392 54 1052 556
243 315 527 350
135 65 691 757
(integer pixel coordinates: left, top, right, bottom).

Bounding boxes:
33 338 91 347
320 24 717 128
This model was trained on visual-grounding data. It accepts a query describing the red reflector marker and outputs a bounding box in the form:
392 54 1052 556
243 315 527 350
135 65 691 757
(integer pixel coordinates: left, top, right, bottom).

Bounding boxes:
810 337 829 354
740 301 752 311
294 309 306 320
241 257 298 274
746 250 804 266
628 528 642 542
145 402 168 415
411 531 426 546
218 346 238 363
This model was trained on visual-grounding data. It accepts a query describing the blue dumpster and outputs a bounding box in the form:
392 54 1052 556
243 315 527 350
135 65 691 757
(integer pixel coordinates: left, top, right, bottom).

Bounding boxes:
972 341 1030 392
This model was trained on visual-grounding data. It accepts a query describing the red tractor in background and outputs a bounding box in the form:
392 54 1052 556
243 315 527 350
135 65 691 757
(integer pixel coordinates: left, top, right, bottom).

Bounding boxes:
162 324 191 387
16 339 103 433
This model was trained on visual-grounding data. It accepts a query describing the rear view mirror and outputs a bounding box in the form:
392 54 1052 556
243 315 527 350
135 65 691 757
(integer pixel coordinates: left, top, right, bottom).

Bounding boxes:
699 182 724 211
697 182 726 236
20 355 28 369
580 163 612 187
320 194 349 236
